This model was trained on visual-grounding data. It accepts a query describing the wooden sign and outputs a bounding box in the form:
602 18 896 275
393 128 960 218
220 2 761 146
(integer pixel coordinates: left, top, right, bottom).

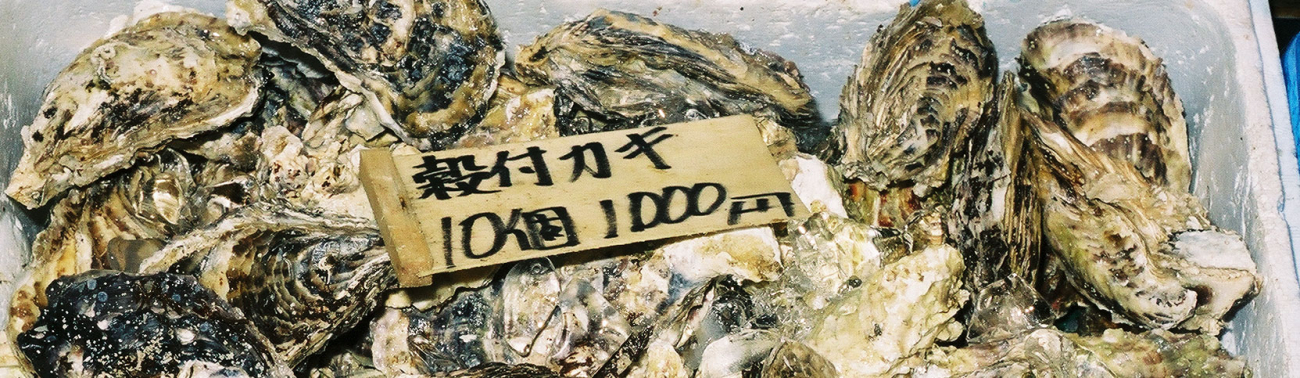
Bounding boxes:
360 115 808 287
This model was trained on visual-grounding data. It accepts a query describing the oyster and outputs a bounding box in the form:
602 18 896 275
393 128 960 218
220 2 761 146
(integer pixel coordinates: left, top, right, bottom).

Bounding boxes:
781 154 848 218
748 211 897 340
949 73 1042 290
16 271 292 377
371 289 501 375
964 275 1056 344
453 74 561 148
806 221 968 377
141 204 394 366
1019 19 1259 332
833 0 996 227
656 227 783 285
7 149 199 345
5 11 262 209
695 330 837 378
227 0 505 150
515 9 822 146
920 328 1249 377
1019 19 1191 191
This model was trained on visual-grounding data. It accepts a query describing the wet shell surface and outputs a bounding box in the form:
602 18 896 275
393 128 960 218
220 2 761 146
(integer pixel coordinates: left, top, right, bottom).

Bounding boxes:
16 271 293 377
833 0 997 194
1019 19 1192 192
143 204 395 366
0 3 1267 378
1018 19 1259 331
948 73 1043 290
227 0 505 150
5 11 262 209
6 149 200 349
515 9 822 147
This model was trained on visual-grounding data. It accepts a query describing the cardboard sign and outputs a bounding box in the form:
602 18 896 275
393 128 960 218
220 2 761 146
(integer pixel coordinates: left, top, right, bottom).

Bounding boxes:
360 115 807 287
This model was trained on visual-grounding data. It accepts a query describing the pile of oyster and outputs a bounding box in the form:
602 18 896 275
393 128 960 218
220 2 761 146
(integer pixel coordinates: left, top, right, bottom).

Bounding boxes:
0 0 1261 376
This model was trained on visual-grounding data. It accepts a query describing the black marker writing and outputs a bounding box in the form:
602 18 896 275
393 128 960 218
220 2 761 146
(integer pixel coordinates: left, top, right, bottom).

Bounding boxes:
616 126 675 169
600 199 619 239
559 142 612 182
628 182 727 232
457 207 579 260
727 192 797 225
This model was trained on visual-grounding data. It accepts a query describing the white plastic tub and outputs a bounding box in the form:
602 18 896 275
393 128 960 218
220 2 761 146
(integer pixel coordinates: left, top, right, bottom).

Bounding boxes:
3 0 1299 375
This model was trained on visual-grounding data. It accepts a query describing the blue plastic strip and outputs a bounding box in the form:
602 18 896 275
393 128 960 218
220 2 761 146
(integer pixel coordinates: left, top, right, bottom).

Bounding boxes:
1284 34 1300 154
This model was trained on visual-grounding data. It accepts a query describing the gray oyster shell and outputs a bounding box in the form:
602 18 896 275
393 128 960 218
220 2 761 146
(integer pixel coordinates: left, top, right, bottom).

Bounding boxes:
833 0 996 198
5 12 262 209
920 328 1249 377
16 271 292 377
227 0 505 150
948 73 1043 290
183 57 393 222
141 204 394 366
514 9 821 146
370 288 503 375
1019 19 1259 331
7 149 200 349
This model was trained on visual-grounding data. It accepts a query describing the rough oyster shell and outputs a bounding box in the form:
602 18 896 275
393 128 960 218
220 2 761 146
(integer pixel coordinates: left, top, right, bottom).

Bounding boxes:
5 11 262 209
17 271 292 377
514 9 821 146
833 0 996 195
948 73 1043 290
7 149 199 347
1019 19 1191 191
806 223 968 377
696 330 836 378
453 74 561 148
1019 19 1260 332
920 328 1249 377
141 204 394 366
227 0 505 150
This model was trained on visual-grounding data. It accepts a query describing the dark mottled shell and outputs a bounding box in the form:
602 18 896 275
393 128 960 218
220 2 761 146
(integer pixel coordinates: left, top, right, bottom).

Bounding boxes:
229 0 504 150
17 271 292 377
515 9 822 147
144 204 394 366
948 73 1042 289
834 0 996 193
5 12 261 209
8 149 199 349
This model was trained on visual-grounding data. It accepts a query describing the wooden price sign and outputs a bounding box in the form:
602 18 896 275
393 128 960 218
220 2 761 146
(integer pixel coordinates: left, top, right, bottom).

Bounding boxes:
360 115 808 287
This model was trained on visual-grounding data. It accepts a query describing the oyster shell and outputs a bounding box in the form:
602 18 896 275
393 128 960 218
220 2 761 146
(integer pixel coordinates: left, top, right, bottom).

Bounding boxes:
833 0 996 203
515 9 822 146
1019 19 1259 331
806 221 968 377
227 0 505 150
695 330 836 378
949 73 1042 290
453 74 561 148
141 204 394 366
5 11 262 209
16 271 292 377
7 149 199 346
748 211 897 340
920 328 1249 377
1019 19 1191 191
